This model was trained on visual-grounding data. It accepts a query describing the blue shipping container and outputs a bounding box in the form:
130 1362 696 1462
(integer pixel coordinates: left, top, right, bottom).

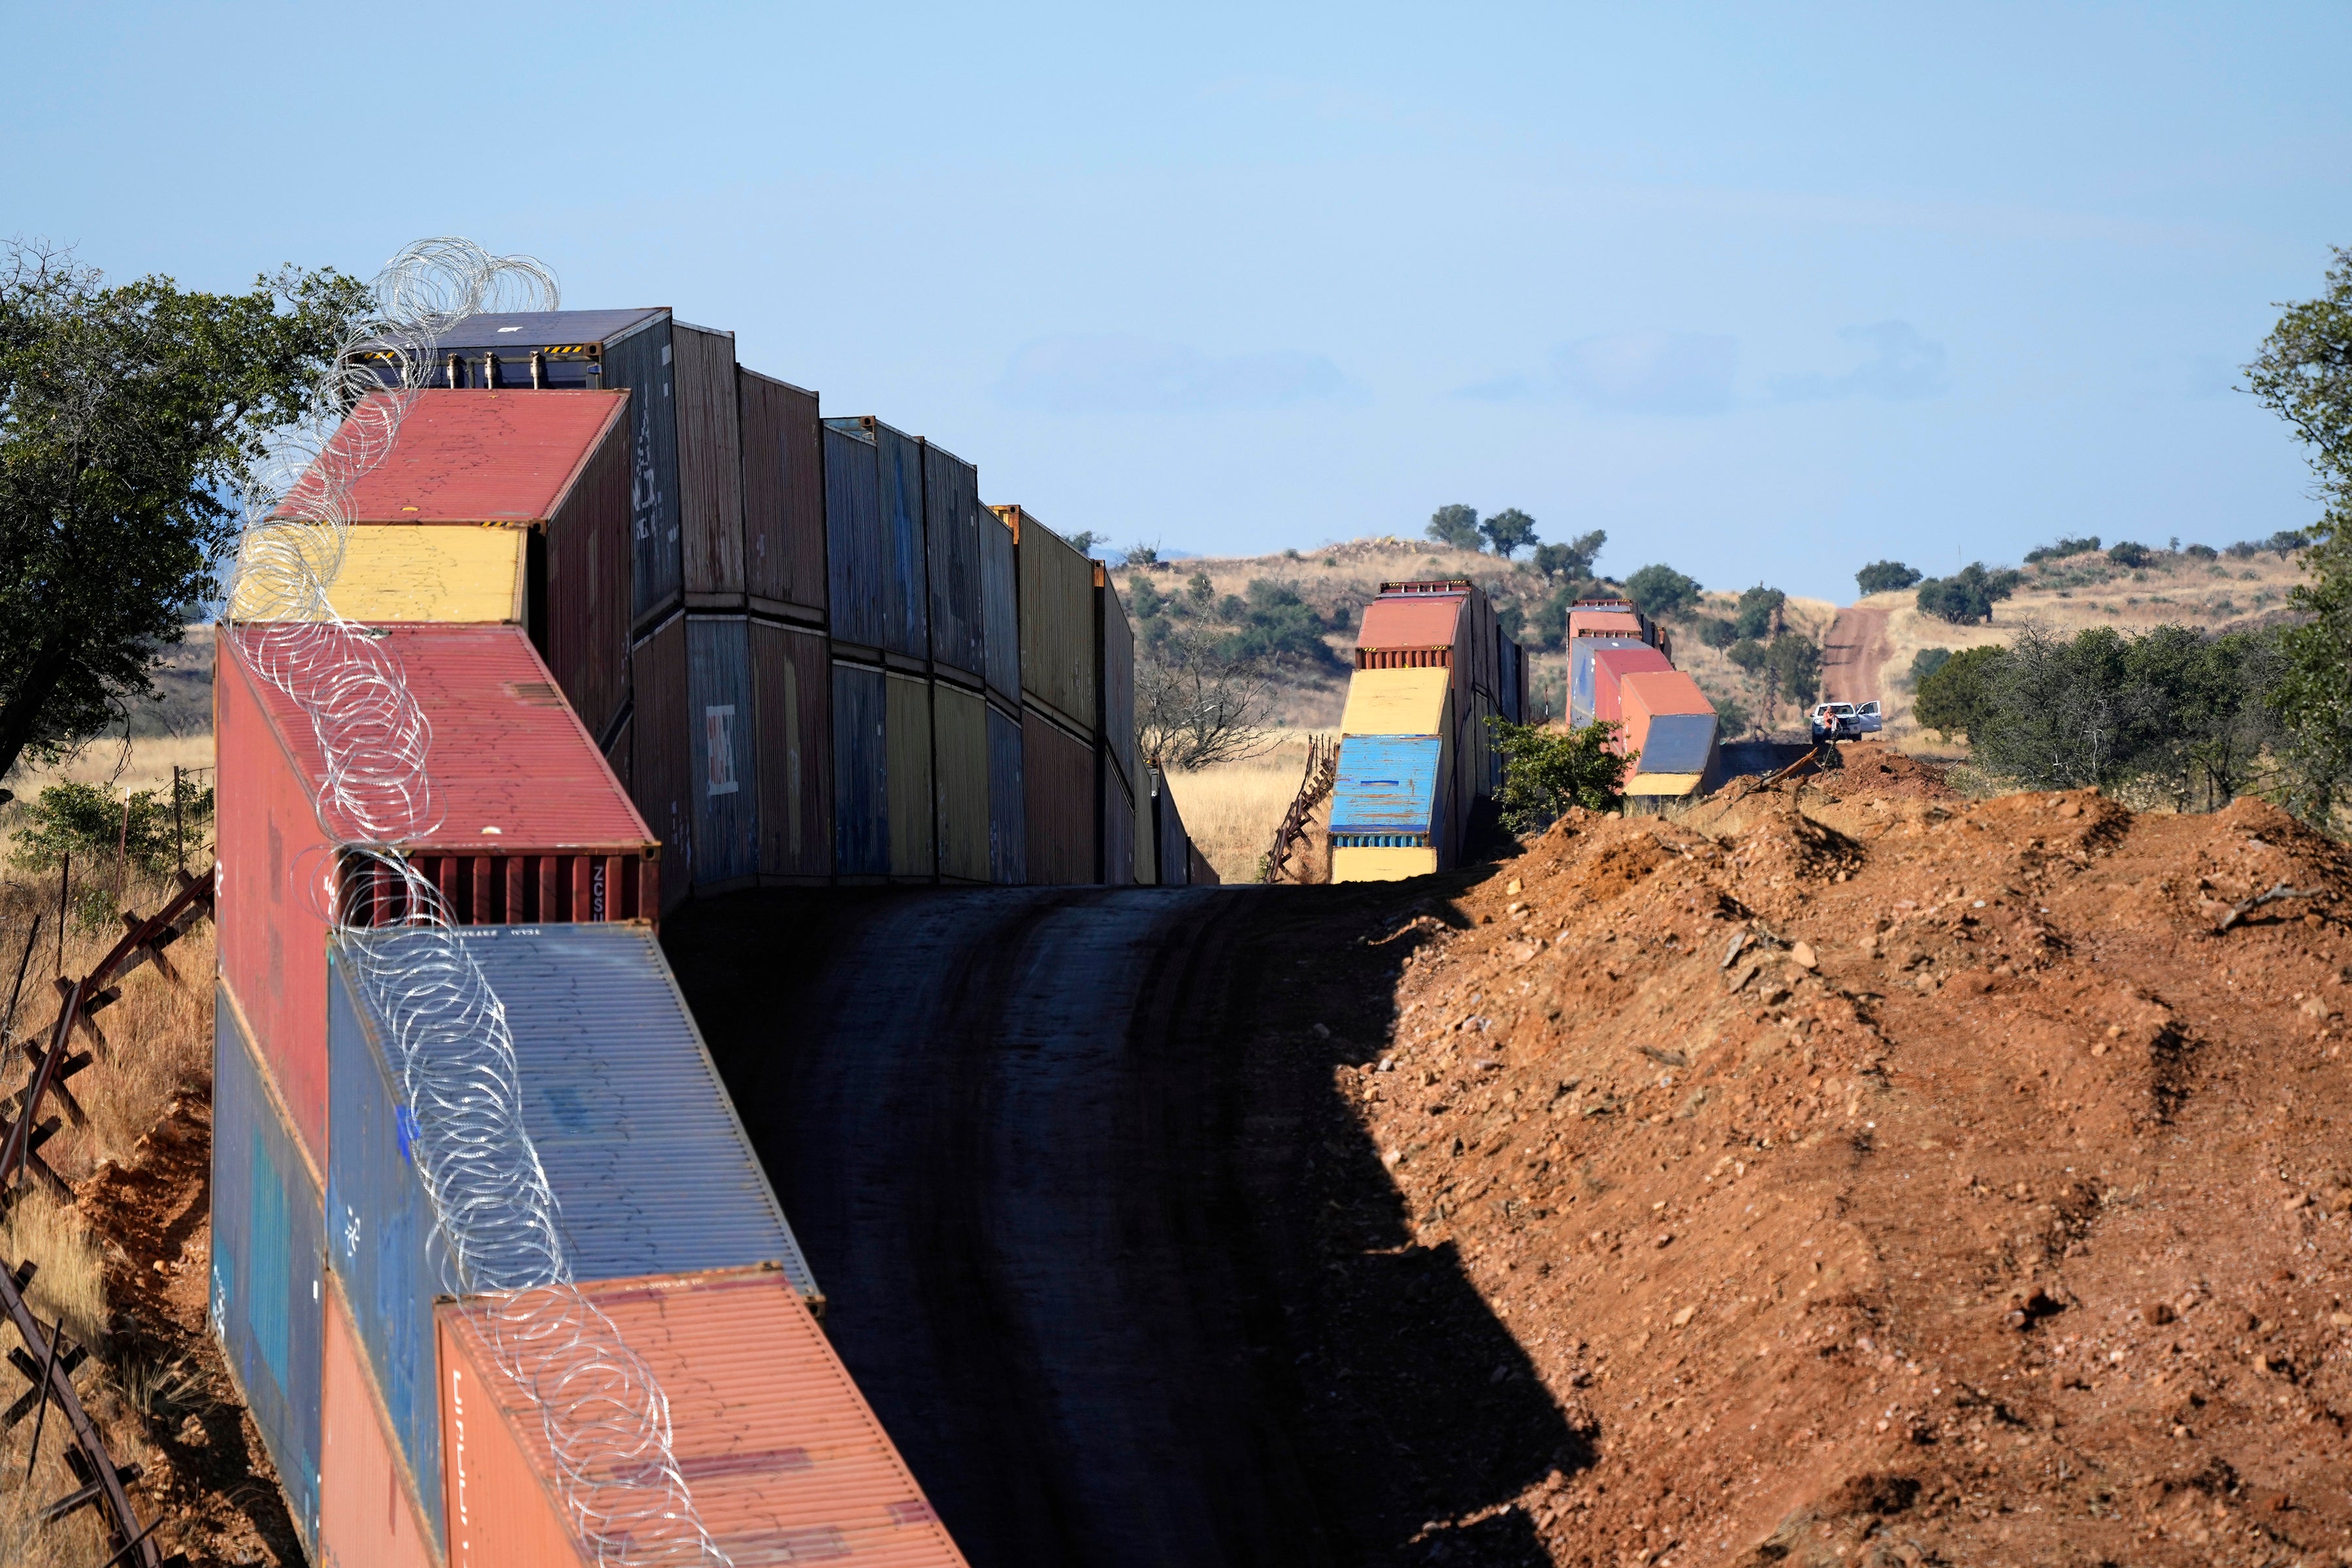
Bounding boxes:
980 508 1021 710
687 614 758 888
823 422 886 650
325 924 819 1546
923 441 984 683
1639 712 1719 775
1328 734 1444 847
213 993 323 1554
987 701 1026 886
1569 635 1648 728
832 661 889 877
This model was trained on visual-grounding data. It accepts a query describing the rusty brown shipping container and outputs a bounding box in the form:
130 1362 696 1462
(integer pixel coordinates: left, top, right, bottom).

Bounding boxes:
924 441 984 683
676 322 745 606
1022 704 1096 885
750 617 832 883
738 368 826 624
885 671 935 881
1000 505 1096 740
1095 561 1135 793
630 612 694 915
215 623 656 1166
436 1267 970 1567
931 680 990 884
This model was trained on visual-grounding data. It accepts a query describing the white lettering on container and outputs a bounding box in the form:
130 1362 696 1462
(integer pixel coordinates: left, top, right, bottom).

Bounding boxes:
706 706 739 796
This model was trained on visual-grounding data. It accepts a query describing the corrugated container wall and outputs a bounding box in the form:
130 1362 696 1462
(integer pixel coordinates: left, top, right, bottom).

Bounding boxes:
1133 766 1157 885
979 510 1021 709
1096 563 1135 792
1003 506 1096 739
986 704 1026 885
630 613 694 914
923 442 984 684
885 672 935 881
1593 645 1675 728
750 619 832 882
1022 708 1095 885
738 369 826 623
674 323 743 604
686 615 758 890
1151 770 1192 887
438 1268 970 1568
1570 634 1650 728
350 308 682 630
827 417 930 662
329 926 822 1550
831 662 889 879
319 1279 440 1568
932 681 990 884
218 625 657 1162
1100 763 1135 885
213 993 323 1554
823 423 885 651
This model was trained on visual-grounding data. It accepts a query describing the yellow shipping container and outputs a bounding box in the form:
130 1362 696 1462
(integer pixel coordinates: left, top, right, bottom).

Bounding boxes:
932 681 990 884
1339 666 1452 737
328 526 526 623
885 672 935 881
1333 845 1440 883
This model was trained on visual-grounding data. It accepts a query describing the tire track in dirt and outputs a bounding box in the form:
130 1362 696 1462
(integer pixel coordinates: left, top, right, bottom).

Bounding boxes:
1821 604 1891 706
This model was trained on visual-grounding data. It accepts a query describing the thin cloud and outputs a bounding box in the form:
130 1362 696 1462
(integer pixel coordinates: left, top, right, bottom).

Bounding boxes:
997 335 1355 414
1462 330 1739 416
1771 321 1948 403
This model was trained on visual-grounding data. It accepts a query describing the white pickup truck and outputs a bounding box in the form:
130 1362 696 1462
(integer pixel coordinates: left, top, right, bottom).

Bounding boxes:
1808 701 1883 742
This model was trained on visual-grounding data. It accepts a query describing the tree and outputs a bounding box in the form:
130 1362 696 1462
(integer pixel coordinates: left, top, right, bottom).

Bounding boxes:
1531 529 1606 581
1486 717 1633 834
1426 503 1481 551
1135 625 1279 770
1732 585 1784 640
1907 647 1953 687
1916 563 2021 624
2024 535 2100 564
1478 507 1539 559
2107 540 2153 568
2249 246 2352 820
1764 630 1821 707
1912 645 2006 740
1622 563 1702 619
1219 578 1338 668
1693 616 1737 649
1184 570 1215 612
1127 574 1168 621
1067 530 1102 555
1121 540 1161 567
1855 561 1922 594
1725 638 1767 672
0 241 369 785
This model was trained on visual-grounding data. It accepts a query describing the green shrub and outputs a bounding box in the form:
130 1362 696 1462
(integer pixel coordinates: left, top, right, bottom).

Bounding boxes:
1693 616 1737 649
1855 561 1922 594
1908 647 1953 688
1726 638 1767 672
1487 718 1633 833
1732 585 1785 640
1622 564 1703 619
1912 646 2006 740
10 777 214 878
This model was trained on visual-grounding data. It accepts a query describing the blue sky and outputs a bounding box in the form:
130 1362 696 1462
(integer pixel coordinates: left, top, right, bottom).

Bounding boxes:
6 2 2347 600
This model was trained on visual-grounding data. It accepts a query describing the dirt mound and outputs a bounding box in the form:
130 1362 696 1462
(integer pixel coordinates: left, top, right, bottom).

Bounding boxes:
1356 785 2352 1564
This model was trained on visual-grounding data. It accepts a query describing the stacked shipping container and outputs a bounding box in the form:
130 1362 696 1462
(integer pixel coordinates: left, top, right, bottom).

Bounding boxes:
1331 581 1523 883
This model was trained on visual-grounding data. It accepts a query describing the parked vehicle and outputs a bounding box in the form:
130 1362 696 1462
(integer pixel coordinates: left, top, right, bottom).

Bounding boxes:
1809 701 1884 742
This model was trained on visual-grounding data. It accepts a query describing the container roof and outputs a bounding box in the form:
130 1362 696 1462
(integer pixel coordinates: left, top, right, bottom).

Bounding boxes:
344 924 815 1298
1622 669 1717 719
1592 645 1674 680
225 623 652 850
1329 734 1442 834
1569 611 1645 638
442 1267 969 1566
402 308 667 350
283 390 626 523
1356 595 1464 651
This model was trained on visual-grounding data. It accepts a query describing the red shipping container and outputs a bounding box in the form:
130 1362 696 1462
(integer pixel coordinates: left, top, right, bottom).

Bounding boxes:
286 389 635 745
320 1277 440 1568
438 1267 970 1567
215 623 656 1164
1590 645 1675 728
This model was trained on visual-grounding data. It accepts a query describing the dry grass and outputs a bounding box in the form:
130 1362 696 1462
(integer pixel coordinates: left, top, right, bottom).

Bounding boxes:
1161 730 1334 885
0 868 214 1566
0 732 215 808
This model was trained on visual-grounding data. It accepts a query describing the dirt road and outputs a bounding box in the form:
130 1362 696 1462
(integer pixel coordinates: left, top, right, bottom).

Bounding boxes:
1820 603 1890 706
667 884 1575 1568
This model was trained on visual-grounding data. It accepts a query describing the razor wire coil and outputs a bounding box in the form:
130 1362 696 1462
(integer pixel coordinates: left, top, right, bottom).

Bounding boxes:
223 238 727 1567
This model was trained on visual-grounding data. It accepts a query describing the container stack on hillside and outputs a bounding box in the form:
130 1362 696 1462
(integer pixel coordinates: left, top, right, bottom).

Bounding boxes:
212 296 1237 1564
1562 594 1720 807
1327 580 1527 882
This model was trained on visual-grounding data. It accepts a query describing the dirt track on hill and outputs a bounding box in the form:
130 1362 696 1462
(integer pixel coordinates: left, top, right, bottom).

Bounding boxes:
1822 606 1891 706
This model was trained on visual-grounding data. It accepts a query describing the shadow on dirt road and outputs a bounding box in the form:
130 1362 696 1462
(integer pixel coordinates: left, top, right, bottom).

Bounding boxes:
667 881 1584 1568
